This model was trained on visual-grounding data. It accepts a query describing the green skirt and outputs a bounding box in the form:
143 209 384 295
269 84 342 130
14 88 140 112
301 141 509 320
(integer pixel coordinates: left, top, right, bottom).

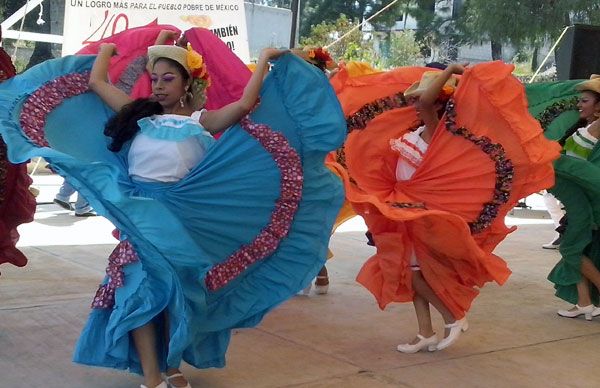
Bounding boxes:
548 155 600 304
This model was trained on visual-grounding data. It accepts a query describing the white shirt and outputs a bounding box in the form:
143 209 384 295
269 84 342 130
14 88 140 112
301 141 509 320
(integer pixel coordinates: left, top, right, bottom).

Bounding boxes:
128 111 213 182
390 126 429 181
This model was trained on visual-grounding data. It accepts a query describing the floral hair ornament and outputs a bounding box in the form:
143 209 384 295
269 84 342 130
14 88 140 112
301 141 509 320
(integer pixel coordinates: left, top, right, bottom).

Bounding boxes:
186 43 210 86
292 47 337 71
308 47 336 70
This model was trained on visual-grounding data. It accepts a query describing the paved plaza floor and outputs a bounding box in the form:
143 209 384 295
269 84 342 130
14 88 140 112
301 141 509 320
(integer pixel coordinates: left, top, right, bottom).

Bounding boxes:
1 173 599 387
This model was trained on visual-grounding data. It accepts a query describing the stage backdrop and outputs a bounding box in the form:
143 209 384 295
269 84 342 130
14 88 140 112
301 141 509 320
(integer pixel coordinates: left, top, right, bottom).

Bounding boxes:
62 0 250 62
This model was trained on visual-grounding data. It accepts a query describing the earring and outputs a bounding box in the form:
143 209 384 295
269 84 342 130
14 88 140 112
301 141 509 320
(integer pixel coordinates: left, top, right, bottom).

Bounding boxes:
179 96 185 108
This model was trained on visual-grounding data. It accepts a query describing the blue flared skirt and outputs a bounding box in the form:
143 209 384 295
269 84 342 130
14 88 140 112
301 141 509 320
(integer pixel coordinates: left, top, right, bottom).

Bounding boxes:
0 53 346 372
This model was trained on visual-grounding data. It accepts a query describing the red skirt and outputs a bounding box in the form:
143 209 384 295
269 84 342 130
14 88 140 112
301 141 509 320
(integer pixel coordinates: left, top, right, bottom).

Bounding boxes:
0 139 36 272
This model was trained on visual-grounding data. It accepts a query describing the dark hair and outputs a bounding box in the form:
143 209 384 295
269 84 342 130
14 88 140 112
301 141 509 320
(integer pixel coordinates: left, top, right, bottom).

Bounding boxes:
425 62 447 70
557 91 600 146
310 61 327 72
104 98 164 152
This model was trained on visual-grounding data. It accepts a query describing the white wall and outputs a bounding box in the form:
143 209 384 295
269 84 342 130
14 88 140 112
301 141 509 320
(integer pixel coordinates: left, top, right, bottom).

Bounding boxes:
245 2 292 60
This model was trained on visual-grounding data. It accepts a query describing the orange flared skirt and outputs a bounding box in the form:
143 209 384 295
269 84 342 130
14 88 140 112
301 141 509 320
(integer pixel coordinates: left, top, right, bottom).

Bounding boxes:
327 62 560 317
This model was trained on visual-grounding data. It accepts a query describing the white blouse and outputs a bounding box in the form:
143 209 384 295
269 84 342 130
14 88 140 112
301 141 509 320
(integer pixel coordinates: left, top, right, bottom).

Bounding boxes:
390 126 429 181
128 111 214 182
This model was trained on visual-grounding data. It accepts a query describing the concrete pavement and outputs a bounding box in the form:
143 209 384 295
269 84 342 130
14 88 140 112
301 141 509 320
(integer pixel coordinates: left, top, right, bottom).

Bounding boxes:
1 173 599 387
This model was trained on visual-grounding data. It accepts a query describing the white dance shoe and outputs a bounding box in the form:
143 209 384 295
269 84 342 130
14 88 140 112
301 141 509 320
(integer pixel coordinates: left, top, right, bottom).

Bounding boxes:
297 283 312 296
436 317 468 351
557 304 595 321
396 333 438 353
140 381 167 388
166 373 192 388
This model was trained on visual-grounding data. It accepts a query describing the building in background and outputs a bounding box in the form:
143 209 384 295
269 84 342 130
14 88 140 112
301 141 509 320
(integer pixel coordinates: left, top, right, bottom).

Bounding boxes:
245 2 291 60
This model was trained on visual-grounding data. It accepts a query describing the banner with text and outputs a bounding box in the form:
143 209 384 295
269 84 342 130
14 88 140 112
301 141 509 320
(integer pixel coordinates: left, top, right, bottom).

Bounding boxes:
63 0 249 62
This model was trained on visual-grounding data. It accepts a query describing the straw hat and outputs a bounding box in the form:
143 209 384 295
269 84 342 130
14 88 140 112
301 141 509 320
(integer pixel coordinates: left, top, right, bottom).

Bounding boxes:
147 45 191 74
404 71 458 98
146 44 210 109
576 74 600 94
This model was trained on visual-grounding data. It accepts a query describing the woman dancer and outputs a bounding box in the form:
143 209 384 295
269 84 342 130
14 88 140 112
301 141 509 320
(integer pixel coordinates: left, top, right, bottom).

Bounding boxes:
0 26 36 274
328 61 559 352
90 40 285 388
548 75 600 320
0 30 345 387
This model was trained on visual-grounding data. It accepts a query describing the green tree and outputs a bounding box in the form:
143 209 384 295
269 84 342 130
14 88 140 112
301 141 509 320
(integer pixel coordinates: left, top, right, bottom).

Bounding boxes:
381 30 424 68
299 0 407 39
456 0 600 63
299 14 376 64
403 0 455 60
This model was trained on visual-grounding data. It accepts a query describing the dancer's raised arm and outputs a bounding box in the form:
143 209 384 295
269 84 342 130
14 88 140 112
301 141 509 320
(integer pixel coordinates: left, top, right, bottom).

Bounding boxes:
154 29 179 45
199 48 287 134
88 43 133 112
417 63 465 142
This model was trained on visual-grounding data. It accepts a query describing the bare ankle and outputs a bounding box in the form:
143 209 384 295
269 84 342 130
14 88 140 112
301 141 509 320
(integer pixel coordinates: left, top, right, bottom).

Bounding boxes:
418 329 435 338
144 376 163 388
166 369 189 388
166 368 181 376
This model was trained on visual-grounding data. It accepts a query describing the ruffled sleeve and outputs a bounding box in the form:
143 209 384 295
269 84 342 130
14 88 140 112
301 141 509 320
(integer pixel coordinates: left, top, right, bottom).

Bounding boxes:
137 114 210 141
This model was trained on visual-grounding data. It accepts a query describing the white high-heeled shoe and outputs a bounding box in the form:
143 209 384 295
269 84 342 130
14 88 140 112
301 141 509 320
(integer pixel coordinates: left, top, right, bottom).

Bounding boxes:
140 381 168 388
166 373 192 388
557 304 594 321
297 283 312 296
436 317 468 351
396 333 438 353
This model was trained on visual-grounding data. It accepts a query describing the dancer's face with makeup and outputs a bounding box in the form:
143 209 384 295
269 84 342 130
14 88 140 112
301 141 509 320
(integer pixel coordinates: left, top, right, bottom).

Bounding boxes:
578 91 600 123
150 58 190 112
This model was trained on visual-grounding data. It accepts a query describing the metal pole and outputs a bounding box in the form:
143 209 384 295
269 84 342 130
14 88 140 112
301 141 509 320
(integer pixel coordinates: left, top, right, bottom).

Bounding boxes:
528 26 570 83
289 0 300 48
324 0 399 50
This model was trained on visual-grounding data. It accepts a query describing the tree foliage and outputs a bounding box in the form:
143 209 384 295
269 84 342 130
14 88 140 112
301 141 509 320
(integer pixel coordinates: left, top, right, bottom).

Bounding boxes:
299 0 407 38
380 30 424 68
299 14 376 64
455 0 600 55
297 0 599 65
299 13 423 69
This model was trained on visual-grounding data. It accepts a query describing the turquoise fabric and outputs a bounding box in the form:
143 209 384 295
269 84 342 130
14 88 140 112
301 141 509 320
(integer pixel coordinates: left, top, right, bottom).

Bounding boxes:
0 54 346 372
137 114 214 143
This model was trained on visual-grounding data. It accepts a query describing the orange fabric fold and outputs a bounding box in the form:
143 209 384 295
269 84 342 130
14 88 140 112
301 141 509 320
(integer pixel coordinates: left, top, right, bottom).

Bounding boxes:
327 62 560 317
